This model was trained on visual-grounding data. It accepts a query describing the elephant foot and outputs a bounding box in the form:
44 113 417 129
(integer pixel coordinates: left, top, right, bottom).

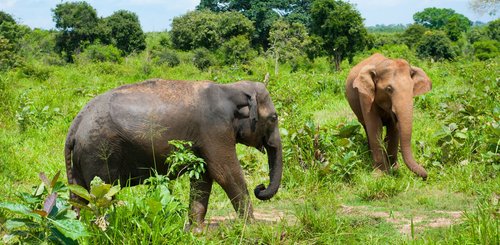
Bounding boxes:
184 222 205 234
371 169 385 178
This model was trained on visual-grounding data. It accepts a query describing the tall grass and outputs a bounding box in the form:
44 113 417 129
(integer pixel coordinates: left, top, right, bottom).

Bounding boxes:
0 46 498 243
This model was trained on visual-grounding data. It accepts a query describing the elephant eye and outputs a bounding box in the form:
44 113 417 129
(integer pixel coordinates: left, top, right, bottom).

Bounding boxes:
385 86 393 93
270 113 278 122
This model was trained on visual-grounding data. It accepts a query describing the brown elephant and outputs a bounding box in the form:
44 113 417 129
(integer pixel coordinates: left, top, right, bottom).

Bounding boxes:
345 53 431 179
65 79 282 232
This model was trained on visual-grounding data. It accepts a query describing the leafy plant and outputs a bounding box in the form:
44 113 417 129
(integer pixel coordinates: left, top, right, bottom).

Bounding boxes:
165 140 206 180
0 171 88 244
68 176 120 231
15 90 62 131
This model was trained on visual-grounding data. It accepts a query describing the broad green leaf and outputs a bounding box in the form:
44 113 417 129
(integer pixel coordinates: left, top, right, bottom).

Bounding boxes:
90 183 111 199
5 219 28 230
68 184 91 201
0 202 38 218
96 197 112 208
454 132 468 139
50 218 89 240
104 185 121 198
35 182 45 196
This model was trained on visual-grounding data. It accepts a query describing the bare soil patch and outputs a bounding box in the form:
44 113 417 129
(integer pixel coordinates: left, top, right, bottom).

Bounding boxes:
340 205 463 235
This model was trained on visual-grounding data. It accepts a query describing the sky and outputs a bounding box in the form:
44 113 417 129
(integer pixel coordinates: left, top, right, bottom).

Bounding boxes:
0 0 497 32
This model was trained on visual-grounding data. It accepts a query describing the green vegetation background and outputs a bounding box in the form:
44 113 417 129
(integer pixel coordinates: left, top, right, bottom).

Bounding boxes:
0 1 499 244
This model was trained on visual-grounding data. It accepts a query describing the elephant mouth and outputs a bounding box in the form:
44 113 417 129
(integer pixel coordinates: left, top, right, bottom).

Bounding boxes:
258 138 266 153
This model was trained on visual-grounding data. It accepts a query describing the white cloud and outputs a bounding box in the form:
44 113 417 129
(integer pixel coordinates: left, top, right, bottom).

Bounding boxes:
0 0 18 9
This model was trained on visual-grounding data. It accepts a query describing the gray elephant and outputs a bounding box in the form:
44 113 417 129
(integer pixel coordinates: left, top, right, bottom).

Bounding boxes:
65 79 283 231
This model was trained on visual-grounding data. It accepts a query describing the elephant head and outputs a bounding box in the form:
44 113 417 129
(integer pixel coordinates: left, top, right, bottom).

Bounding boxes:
352 57 431 178
222 81 283 200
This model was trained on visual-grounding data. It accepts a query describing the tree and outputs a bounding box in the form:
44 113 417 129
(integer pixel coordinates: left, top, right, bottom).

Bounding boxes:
0 11 16 24
267 20 310 74
445 14 472 41
310 0 368 70
0 11 27 70
402 24 428 49
197 0 313 49
104 10 146 55
416 31 456 60
52 1 102 61
487 18 500 41
473 39 499 60
170 10 254 51
413 8 471 41
469 0 499 16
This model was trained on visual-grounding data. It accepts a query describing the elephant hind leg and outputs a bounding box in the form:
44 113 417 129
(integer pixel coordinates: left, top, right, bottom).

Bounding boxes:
187 172 213 233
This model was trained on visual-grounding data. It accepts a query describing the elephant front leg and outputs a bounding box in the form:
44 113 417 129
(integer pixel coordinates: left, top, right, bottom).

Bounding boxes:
364 115 390 172
206 149 254 222
386 122 400 170
187 172 213 233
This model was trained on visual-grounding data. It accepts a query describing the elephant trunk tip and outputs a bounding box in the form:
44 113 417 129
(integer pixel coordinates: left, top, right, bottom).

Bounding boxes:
254 183 278 201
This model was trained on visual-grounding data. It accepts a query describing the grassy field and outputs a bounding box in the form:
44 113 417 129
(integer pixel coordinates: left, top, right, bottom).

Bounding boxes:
0 49 499 244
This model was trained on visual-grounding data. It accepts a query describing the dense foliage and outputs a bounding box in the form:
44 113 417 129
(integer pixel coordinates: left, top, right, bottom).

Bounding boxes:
197 0 313 48
170 10 254 51
0 1 499 244
310 0 368 70
104 10 146 55
52 2 145 62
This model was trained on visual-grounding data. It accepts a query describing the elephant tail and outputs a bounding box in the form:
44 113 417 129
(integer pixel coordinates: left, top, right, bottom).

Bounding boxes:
65 132 75 187
65 114 83 188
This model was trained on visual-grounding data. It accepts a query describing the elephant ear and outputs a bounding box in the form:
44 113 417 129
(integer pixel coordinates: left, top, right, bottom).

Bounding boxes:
353 65 376 109
229 85 259 132
411 66 432 96
247 93 258 131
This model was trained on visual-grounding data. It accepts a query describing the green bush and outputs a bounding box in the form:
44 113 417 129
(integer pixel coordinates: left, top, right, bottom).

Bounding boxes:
416 31 455 60
473 40 500 60
192 48 215 70
77 44 123 63
152 48 180 67
219 35 256 65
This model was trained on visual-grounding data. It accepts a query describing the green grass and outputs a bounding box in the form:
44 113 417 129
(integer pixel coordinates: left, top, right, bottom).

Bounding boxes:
0 51 499 244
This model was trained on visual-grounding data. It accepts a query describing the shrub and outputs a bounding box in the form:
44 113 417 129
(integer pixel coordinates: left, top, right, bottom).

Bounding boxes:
152 48 180 67
473 40 500 60
170 10 254 51
192 48 215 70
416 31 456 60
402 23 428 49
219 35 256 65
77 44 123 63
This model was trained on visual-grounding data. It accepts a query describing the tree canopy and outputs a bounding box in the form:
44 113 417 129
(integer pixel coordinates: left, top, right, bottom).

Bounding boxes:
197 0 313 49
52 2 146 61
310 0 368 70
170 10 254 51
0 11 16 24
413 7 472 42
104 10 146 55
52 1 102 61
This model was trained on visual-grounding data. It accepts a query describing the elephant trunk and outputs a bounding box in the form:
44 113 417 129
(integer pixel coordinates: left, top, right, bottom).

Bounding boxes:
396 99 428 180
254 127 283 200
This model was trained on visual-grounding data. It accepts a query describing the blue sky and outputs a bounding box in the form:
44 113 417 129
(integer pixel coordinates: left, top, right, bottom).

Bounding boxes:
1 0 497 32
